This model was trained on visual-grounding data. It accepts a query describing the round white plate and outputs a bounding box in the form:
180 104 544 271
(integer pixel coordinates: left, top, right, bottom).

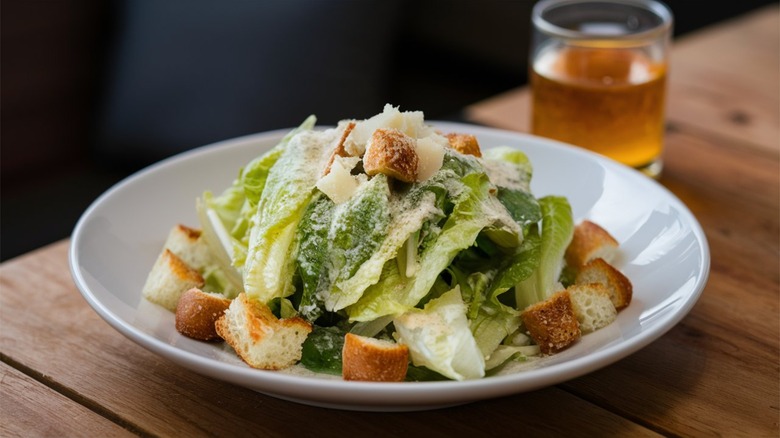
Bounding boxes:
69 122 709 411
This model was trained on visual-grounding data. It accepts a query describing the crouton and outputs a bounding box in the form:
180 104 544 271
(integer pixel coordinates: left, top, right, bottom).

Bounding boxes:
565 220 620 269
175 288 231 341
567 283 617 333
142 249 205 311
342 333 409 382
363 128 419 183
215 293 312 370
575 258 633 310
322 122 356 177
445 133 482 157
522 290 581 354
162 224 212 271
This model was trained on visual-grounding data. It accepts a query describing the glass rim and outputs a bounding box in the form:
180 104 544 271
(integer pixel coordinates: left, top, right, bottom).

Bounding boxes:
532 0 673 41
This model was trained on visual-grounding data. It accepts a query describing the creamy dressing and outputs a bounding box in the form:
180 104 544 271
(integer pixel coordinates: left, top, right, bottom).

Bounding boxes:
482 159 529 192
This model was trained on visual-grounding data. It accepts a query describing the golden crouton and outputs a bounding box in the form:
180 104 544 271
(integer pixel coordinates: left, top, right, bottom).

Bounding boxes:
445 133 482 157
565 220 619 269
163 224 212 271
322 122 356 177
342 333 409 382
175 288 231 341
142 249 205 311
575 258 633 310
522 290 582 354
567 283 617 333
215 293 312 370
363 128 419 183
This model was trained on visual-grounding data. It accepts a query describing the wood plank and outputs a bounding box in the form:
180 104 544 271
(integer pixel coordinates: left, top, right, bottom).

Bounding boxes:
0 241 661 437
662 123 779 210
558 124 780 436
562 314 779 437
0 363 134 438
465 87 531 132
667 5 780 154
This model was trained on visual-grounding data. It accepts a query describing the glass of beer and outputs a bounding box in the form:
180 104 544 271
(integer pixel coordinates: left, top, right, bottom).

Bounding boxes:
530 0 673 177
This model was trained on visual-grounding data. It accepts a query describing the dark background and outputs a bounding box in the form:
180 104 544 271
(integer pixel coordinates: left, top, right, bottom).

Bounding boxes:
2 0 776 261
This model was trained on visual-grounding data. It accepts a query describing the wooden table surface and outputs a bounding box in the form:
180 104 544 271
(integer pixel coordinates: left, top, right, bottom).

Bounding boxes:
2 5 778 437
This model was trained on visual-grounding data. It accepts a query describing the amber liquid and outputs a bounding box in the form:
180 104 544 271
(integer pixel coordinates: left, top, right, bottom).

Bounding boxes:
531 45 667 173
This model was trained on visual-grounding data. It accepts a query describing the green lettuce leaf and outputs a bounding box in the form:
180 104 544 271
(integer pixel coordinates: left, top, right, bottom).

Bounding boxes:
324 152 475 314
393 287 485 380
243 121 325 302
515 196 574 310
347 170 521 321
196 116 316 290
243 115 316 207
322 174 392 310
483 146 533 193
299 325 345 375
296 193 335 321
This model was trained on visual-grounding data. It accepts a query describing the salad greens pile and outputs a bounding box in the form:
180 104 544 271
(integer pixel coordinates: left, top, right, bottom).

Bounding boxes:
196 107 574 381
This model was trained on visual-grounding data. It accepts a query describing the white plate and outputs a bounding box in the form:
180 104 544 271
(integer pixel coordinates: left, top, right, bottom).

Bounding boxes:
69 122 709 411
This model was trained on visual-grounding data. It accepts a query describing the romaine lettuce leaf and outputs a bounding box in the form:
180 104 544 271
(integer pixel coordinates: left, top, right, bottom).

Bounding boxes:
243 115 316 206
483 146 533 193
323 153 470 313
197 116 317 290
393 287 485 381
347 170 522 321
322 174 392 310
295 193 335 321
515 196 574 310
299 325 346 375
484 344 540 370
243 125 327 302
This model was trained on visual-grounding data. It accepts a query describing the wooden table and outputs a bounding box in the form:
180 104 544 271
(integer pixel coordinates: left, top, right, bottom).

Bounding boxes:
2 5 778 437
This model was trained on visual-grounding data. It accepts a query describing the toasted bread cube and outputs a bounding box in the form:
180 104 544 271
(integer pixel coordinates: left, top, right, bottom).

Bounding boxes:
575 258 633 310
445 133 482 157
363 128 418 183
565 220 620 269
142 249 205 311
522 290 581 354
215 293 312 370
342 333 409 382
164 224 212 271
567 283 617 333
175 288 231 341
322 122 356 177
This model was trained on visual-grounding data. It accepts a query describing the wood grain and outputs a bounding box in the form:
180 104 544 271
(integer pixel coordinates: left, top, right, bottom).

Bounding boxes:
0 241 660 437
666 5 780 154
0 363 134 437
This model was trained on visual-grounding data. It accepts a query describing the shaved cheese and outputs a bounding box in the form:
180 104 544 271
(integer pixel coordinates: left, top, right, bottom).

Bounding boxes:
316 156 361 204
345 104 434 156
415 135 446 181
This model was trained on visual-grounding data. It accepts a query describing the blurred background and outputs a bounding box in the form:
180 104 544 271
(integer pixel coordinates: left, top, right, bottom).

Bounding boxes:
2 0 775 261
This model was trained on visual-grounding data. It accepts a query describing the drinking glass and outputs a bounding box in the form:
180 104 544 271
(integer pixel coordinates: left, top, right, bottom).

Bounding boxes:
530 0 673 177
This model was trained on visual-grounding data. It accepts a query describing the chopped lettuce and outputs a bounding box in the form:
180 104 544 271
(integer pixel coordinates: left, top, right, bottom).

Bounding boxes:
196 116 316 291
300 325 346 375
243 124 325 302
297 175 393 320
296 193 335 321
515 196 574 310
393 287 485 381
347 170 521 321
